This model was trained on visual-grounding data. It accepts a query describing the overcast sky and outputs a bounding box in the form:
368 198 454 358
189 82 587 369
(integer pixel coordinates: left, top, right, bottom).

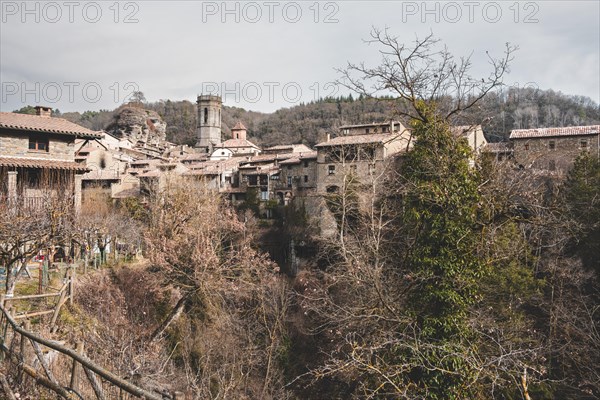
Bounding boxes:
1 1 598 113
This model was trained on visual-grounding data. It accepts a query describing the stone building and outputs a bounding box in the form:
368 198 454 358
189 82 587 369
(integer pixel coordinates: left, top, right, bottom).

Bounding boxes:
483 142 514 162
0 106 101 212
509 125 600 173
314 126 412 195
263 144 313 155
212 122 260 157
307 123 412 236
339 121 404 136
196 95 222 152
274 151 318 205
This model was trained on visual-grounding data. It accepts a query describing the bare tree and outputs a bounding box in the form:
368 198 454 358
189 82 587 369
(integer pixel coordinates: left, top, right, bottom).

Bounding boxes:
0 173 75 296
144 177 290 398
75 187 141 267
337 28 517 123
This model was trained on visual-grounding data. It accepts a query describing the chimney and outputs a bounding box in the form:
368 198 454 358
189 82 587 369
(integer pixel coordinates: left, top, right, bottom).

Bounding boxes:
317 131 331 144
35 106 52 117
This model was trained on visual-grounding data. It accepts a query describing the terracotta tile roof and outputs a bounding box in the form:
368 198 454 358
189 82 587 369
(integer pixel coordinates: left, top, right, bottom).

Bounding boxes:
315 133 400 147
509 125 600 139
279 151 318 165
138 170 161 178
112 187 140 198
264 144 313 153
130 159 160 166
181 153 208 162
184 169 218 176
242 153 294 164
0 156 89 171
220 138 259 149
0 112 102 139
232 121 247 130
339 121 404 129
243 166 279 176
183 158 243 176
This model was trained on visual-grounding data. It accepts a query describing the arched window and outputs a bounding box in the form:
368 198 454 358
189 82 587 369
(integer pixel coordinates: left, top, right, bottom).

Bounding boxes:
204 107 208 124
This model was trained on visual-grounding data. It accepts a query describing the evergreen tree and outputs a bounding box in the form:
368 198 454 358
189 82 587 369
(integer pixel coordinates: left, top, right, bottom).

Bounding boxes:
398 102 485 398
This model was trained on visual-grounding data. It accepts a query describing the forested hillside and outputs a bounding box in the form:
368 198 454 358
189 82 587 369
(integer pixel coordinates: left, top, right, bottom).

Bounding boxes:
23 87 598 147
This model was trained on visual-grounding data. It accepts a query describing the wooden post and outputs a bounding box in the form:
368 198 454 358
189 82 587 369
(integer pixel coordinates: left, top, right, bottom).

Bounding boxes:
83 366 105 400
0 372 17 400
70 340 84 393
68 268 74 306
29 337 58 384
50 284 68 332
18 320 31 384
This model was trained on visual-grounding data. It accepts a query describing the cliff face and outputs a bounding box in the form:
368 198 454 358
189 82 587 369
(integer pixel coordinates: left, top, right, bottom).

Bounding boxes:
107 106 167 146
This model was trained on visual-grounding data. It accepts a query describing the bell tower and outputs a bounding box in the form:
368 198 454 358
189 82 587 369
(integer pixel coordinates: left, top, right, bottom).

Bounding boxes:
195 95 222 152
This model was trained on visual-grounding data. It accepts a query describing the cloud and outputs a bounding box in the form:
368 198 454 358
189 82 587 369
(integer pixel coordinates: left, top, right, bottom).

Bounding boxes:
1 1 598 113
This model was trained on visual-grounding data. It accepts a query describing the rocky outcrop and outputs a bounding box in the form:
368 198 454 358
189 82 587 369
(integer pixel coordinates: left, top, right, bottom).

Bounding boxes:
107 106 167 146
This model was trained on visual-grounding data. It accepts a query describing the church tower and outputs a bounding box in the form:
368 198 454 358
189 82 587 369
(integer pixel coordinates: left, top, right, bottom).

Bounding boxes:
195 95 222 152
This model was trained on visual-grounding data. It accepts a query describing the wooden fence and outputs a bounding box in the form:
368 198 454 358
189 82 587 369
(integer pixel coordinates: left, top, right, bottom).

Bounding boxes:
0 301 165 399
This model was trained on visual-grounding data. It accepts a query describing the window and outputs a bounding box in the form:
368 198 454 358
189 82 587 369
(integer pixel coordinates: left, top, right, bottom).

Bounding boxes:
524 143 529 151
260 191 269 201
549 160 556 171
203 107 208 124
29 136 49 152
304 175 308 183
365 128 370 134
328 165 335 175
27 169 42 187
549 140 555 150
303 161 308 168
581 140 588 149
382 126 389 133
287 177 292 187
287 165 292 170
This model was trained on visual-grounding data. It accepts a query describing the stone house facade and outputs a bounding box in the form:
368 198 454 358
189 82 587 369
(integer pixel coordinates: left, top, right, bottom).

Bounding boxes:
314 130 412 195
0 107 101 212
274 152 318 205
509 125 600 173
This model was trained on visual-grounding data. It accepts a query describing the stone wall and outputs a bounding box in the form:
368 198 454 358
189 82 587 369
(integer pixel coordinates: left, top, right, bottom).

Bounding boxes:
0 130 74 160
513 134 599 173
278 160 317 190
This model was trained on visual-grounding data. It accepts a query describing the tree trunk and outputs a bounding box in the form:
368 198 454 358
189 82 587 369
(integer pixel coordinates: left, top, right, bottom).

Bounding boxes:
149 295 188 342
5 260 27 297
